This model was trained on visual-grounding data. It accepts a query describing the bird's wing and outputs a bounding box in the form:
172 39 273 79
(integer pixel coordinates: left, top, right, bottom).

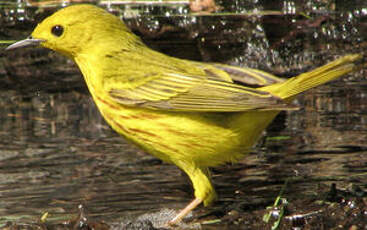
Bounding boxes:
211 63 284 87
104 72 293 112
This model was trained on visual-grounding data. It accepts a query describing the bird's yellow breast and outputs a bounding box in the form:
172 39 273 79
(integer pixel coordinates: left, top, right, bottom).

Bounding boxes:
94 92 279 167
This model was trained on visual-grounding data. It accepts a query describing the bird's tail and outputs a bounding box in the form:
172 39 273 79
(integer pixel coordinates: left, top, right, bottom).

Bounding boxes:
262 54 364 100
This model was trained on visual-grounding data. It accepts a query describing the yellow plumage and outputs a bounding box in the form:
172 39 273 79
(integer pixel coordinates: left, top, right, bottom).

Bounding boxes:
6 4 363 224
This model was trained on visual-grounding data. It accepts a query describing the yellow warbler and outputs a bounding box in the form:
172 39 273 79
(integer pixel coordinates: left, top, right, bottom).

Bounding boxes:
6 4 362 224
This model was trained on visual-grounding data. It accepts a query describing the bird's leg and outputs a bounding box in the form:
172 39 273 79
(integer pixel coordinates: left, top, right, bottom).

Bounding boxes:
169 197 202 225
169 162 217 225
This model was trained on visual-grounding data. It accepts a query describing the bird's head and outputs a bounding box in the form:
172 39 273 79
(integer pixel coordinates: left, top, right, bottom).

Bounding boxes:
7 4 141 58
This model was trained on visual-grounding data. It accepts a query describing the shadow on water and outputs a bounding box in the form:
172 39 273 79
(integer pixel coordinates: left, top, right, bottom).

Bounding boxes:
0 0 367 229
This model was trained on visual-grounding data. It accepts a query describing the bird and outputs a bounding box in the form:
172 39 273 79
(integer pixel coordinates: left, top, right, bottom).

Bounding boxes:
6 4 363 224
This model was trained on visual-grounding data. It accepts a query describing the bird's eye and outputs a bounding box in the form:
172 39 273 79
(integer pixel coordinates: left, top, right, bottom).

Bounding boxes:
51 25 64 37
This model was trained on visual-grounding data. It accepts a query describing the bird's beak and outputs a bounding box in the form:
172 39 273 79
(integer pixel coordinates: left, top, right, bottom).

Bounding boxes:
5 37 44 50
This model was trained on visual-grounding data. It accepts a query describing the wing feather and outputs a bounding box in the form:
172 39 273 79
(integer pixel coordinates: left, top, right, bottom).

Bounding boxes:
106 71 293 112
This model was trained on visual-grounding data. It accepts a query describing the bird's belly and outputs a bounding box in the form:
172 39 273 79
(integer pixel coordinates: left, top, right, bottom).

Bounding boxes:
97 99 279 167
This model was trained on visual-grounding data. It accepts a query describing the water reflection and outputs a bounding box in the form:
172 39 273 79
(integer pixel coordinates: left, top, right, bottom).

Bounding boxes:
0 90 188 224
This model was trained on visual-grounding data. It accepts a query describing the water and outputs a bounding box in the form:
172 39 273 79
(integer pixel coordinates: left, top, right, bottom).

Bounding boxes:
0 1 367 229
